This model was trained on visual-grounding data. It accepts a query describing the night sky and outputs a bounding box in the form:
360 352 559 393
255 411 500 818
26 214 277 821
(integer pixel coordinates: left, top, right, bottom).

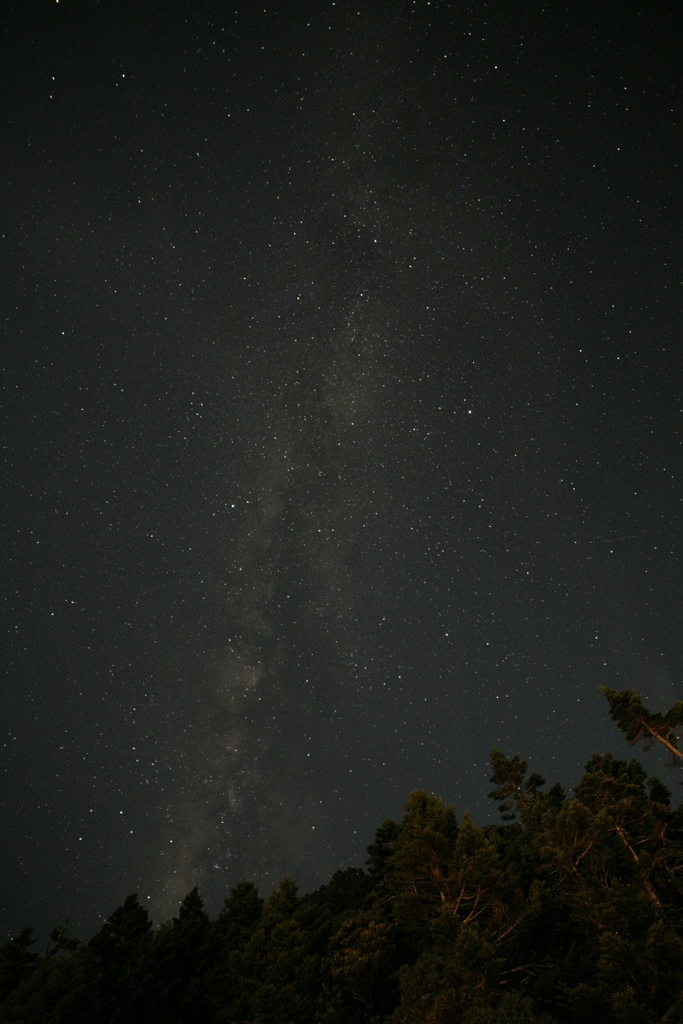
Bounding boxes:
2 1 681 941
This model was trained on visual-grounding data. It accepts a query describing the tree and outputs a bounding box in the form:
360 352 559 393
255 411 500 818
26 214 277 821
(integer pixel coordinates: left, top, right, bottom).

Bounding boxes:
88 892 152 966
0 927 38 1002
45 922 80 958
308 867 372 920
323 913 397 1021
0 944 94 1024
601 688 683 765
216 880 263 948
386 791 458 917
228 877 321 1024
488 750 546 823
175 886 208 929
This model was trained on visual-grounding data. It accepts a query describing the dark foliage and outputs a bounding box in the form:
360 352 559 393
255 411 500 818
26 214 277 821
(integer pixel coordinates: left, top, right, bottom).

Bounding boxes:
2 690 682 1023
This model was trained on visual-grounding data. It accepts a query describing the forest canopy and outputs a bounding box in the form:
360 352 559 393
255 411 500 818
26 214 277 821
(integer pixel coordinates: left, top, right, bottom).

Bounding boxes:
2 688 681 1024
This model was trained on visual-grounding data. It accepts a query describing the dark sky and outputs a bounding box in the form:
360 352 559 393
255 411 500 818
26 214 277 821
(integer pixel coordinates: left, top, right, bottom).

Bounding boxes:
2 0 681 941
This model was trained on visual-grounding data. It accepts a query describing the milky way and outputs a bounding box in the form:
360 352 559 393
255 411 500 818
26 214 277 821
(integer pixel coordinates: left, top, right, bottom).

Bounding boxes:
2 1 680 938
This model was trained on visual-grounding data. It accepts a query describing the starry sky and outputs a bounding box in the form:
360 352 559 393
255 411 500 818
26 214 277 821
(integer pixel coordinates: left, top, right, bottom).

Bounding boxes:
2 0 681 941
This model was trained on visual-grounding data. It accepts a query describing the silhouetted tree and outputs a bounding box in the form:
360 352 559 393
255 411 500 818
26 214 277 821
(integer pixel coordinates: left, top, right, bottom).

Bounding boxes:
0 928 38 1002
3 688 683 1024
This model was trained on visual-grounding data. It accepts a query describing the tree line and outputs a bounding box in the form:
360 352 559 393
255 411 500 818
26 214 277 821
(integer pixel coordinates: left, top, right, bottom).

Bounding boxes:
1 688 681 1023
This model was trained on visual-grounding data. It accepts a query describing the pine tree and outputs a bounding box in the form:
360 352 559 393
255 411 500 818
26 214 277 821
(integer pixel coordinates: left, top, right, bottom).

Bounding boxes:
488 749 546 822
601 687 683 765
